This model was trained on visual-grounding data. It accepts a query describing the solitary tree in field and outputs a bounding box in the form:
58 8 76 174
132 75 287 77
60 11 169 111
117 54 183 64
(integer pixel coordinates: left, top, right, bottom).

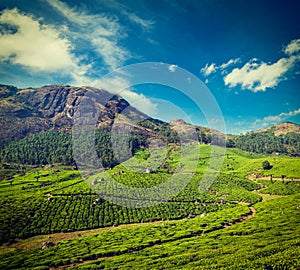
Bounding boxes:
262 160 272 170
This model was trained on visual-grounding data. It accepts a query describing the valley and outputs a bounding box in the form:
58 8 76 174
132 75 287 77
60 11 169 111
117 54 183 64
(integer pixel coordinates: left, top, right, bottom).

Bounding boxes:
0 144 299 269
0 0 299 268
0 84 299 269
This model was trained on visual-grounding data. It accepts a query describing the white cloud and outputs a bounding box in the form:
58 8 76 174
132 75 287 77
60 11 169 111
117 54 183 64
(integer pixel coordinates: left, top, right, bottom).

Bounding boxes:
122 90 157 116
201 40 300 92
284 38 300 55
0 8 77 72
255 108 300 125
91 37 127 71
146 38 159 45
201 58 239 77
220 58 240 69
224 56 298 92
228 108 300 134
46 0 129 70
200 63 216 76
168 64 178 72
94 76 157 115
224 39 300 92
94 76 130 94
124 12 154 31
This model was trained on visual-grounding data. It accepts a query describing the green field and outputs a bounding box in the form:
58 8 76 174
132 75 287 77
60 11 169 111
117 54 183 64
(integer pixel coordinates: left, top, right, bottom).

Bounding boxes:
0 145 299 269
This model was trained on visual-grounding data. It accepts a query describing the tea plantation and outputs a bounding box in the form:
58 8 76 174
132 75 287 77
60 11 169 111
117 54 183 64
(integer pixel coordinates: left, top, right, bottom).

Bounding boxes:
0 145 299 269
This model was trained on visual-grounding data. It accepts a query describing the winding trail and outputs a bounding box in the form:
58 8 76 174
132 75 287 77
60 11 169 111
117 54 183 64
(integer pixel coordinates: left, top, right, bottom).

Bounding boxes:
246 174 300 181
49 205 257 270
246 174 286 201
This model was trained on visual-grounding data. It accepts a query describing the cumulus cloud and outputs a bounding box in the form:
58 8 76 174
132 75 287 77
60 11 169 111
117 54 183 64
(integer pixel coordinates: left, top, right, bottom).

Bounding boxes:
224 57 298 92
284 38 300 55
201 40 300 92
168 64 178 72
46 0 129 70
94 76 157 115
255 108 300 125
200 63 216 76
201 58 239 76
220 58 240 70
0 8 78 72
224 39 300 92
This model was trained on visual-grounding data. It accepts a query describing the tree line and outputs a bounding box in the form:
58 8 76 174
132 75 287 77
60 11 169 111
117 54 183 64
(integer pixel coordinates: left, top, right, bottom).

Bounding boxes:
227 130 300 156
2 124 298 167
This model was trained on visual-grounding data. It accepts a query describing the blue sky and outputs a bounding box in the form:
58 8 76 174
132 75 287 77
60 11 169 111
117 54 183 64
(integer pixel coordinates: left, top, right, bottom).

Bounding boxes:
0 0 299 134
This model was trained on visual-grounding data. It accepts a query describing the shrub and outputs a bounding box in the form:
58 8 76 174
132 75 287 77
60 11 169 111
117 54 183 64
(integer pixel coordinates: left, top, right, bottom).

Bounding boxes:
262 160 272 170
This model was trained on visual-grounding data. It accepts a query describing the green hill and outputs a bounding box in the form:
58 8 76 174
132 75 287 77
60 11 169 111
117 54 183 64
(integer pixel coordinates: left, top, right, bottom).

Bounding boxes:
0 144 299 269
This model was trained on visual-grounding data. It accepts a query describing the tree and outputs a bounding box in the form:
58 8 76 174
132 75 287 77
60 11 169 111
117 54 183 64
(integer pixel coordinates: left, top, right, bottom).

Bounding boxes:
262 160 272 170
226 139 235 148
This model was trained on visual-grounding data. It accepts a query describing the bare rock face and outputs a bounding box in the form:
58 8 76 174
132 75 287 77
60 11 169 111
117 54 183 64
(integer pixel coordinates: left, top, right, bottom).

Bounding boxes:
0 84 18 98
0 84 144 145
0 83 230 150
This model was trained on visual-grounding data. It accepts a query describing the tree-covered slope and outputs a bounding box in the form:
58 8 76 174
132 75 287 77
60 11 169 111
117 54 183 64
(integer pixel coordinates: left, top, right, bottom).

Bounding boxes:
1 84 299 163
228 128 300 156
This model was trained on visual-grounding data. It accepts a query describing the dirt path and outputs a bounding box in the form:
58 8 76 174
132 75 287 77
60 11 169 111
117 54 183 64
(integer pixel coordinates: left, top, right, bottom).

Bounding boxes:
246 174 300 181
4 219 171 251
50 205 257 270
246 174 285 202
252 190 282 201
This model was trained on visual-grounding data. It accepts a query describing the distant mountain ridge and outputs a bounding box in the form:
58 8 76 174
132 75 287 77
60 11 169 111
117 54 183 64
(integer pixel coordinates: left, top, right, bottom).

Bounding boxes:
253 122 300 136
0 84 224 166
0 84 299 164
0 84 226 146
0 84 147 146
230 122 300 156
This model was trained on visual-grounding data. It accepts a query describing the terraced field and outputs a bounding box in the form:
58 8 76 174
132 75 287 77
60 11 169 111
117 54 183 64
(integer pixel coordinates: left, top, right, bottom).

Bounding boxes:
0 145 299 269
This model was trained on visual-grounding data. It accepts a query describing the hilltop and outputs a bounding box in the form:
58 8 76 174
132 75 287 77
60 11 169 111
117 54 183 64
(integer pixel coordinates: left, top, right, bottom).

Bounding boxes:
0 84 224 167
0 84 146 144
0 83 299 166
0 84 223 147
253 122 300 136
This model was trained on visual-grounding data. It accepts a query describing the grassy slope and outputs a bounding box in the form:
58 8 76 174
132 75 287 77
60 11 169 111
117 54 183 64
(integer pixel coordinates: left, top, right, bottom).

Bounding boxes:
72 194 300 270
1 194 298 269
0 145 299 269
226 148 300 178
0 205 250 269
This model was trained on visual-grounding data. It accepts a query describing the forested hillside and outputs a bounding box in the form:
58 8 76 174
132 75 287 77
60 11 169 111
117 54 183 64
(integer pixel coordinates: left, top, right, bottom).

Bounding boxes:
228 128 300 156
0 129 152 168
1 84 299 169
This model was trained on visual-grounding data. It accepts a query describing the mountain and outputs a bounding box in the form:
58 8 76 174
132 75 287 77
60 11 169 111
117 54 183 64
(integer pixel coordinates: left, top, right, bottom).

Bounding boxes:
0 84 225 147
0 84 166 167
0 84 222 167
253 122 300 136
0 84 149 146
1 84 299 166
230 122 300 156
